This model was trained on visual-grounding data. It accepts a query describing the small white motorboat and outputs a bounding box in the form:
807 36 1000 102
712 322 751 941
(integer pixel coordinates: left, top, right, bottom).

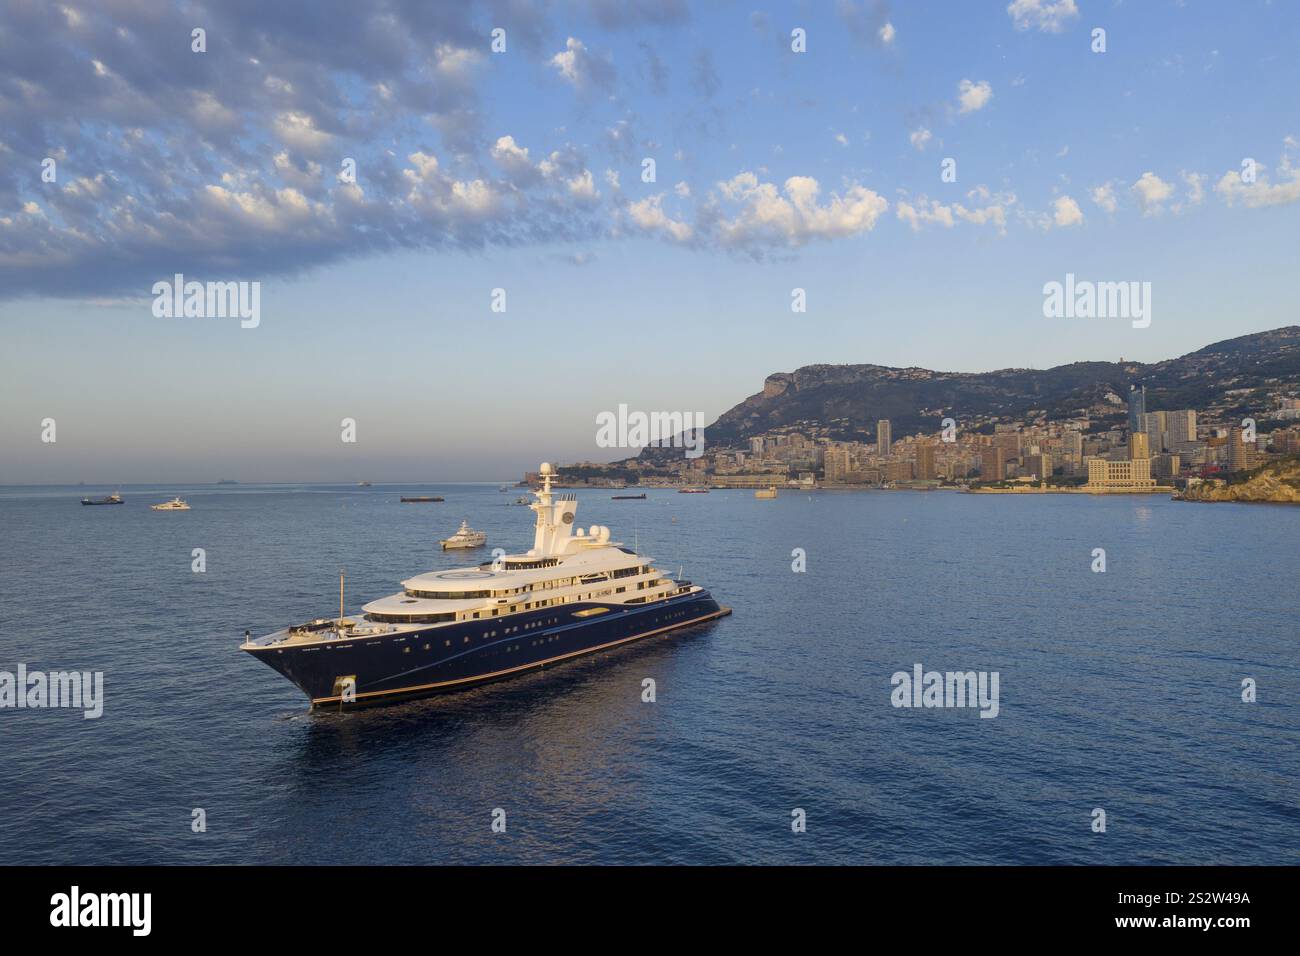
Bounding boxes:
440 519 486 550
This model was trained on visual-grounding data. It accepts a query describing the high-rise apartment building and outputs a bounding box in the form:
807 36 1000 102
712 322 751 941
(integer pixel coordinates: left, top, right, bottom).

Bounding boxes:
1128 431 1150 461
1228 427 1254 472
1128 385 1146 434
1153 454 1181 479
983 444 1007 481
915 444 937 480
1166 409 1197 448
1022 453 1052 479
1140 410 1168 452
824 446 852 482
876 420 892 457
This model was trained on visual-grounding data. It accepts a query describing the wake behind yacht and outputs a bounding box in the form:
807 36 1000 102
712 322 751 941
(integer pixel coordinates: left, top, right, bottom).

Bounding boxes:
243 463 730 707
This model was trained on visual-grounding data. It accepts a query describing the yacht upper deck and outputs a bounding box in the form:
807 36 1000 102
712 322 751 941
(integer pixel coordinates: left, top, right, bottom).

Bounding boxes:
244 463 694 650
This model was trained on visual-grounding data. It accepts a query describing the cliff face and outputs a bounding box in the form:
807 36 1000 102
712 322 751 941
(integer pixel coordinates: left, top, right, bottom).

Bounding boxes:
1180 457 1300 503
703 327 1300 443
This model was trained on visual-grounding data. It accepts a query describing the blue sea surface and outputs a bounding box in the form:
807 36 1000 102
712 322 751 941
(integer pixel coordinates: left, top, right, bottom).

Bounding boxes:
0 483 1296 864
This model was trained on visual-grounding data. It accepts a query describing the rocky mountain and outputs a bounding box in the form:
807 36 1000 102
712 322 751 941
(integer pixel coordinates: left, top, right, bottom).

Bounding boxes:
698 326 1300 444
1178 455 1300 503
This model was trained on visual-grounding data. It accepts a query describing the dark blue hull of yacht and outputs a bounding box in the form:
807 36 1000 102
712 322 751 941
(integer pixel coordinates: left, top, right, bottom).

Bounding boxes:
246 589 730 707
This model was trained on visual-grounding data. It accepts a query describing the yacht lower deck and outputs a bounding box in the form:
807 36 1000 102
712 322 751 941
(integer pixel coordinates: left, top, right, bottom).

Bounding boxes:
247 589 730 707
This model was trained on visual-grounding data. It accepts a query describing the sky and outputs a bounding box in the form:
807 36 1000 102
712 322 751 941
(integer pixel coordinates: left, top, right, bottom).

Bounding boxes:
2 0 1299 482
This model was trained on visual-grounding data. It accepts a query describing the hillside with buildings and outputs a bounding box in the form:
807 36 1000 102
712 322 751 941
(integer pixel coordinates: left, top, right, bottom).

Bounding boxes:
555 327 1300 493
701 327 1300 445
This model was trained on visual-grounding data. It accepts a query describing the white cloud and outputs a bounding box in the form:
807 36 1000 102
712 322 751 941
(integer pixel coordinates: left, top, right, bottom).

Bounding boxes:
399 151 511 223
627 194 693 242
879 22 896 44
713 172 888 249
489 135 539 184
1131 172 1174 215
1052 195 1084 227
674 181 690 198
895 188 1014 235
909 127 933 151
1180 171 1207 208
1090 181 1119 214
548 37 614 89
549 37 585 83
834 132 849 147
1215 163 1300 209
567 169 599 202
957 79 993 114
201 184 320 232
273 111 333 155
1006 0 1079 33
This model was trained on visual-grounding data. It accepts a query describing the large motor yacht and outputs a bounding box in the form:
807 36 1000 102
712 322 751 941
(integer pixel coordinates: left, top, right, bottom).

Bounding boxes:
242 463 730 707
440 519 486 550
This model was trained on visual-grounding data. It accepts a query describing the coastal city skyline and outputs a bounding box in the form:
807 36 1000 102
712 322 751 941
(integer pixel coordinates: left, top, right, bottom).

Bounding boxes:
3 2 1300 482
5 322 1298 485
551 334 1300 501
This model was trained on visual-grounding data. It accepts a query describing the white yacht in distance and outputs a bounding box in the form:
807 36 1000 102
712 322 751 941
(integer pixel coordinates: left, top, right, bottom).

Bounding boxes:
440 520 487 550
151 497 191 511
243 462 731 707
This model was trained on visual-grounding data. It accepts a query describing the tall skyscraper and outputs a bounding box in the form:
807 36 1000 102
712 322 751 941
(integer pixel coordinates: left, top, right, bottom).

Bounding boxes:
1140 410 1168 453
1166 409 1197 448
876 420 892 457
1065 430 1084 471
983 444 1006 481
1229 427 1253 472
915 444 937 480
1128 385 1146 434
1128 431 1150 461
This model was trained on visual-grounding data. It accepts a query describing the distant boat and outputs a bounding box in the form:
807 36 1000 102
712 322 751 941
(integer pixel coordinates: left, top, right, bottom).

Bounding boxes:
401 495 444 503
82 493 123 506
754 486 777 499
440 519 487 550
151 497 191 511
612 493 647 500
678 488 709 494
498 485 510 492
358 481 372 487
515 496 531 505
